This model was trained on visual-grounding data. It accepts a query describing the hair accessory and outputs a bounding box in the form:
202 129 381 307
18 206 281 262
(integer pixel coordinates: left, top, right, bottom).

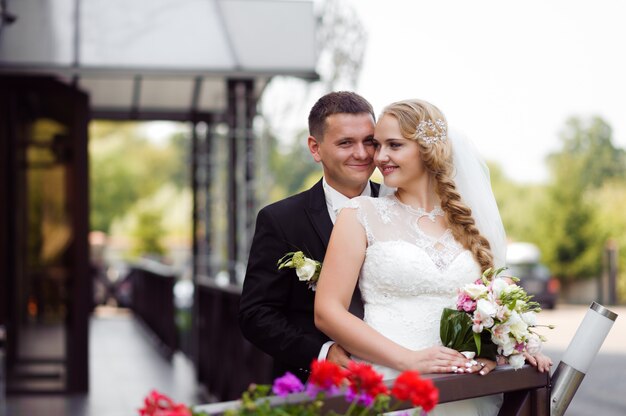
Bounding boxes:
415 119 447 144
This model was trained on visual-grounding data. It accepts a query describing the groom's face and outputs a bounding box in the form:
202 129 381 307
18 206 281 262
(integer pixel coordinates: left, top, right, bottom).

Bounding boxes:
308 112 376 197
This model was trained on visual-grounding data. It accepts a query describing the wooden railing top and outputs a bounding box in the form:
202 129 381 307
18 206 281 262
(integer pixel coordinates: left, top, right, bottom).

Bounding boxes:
194 364 549 415
130 259 178 278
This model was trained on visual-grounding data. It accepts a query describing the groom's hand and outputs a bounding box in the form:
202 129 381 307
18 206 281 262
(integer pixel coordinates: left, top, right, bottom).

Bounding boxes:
327 343 352 368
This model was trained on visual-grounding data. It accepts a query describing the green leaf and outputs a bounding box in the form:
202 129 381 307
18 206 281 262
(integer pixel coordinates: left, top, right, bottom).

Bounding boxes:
473 331 482 356
277 252 296 268
440 308 497 361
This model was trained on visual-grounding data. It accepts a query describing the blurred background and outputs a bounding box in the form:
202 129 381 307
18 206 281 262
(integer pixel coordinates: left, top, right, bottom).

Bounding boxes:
1 0 625 415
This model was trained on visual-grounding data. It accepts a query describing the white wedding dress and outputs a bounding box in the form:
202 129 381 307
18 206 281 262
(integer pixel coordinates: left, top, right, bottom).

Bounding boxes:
346 195 502 416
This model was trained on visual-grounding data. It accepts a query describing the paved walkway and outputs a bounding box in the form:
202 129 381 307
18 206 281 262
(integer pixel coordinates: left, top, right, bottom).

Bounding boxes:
5 307 200 416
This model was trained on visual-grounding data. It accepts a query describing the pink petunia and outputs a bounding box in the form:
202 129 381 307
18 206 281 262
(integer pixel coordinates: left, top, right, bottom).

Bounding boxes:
272 372 305 397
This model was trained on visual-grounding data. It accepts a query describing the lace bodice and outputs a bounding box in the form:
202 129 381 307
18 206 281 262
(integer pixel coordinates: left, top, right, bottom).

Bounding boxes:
342 195 502 415
344 195 482 371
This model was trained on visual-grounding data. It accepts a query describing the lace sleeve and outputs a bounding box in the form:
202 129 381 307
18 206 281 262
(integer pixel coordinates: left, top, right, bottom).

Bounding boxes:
344 197 375 245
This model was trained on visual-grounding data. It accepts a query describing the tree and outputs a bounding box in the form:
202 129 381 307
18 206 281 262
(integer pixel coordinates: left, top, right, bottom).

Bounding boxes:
558 116 625 189
536 160 602 279
89 121 188 232
255 0 369 205
131 208 166 258
591 181 626 300
533 116 624 280
488 162 548 244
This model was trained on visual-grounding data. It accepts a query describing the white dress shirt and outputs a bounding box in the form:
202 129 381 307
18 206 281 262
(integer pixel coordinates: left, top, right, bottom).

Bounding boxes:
322 177 372 224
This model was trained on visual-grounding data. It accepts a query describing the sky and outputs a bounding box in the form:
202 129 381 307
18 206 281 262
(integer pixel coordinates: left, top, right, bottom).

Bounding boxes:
343 0 626 183
146 0 626 185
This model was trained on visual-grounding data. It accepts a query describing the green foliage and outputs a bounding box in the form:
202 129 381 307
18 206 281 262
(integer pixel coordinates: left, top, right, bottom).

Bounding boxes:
534 116 623 280
131 208 166 257
490 115 626 284
110 185 192 260
488 162 547 243
556 117 625 189
223 384 323 416
262 127 321 203
591 182 626 300
89 121 188 233
535 159 603 279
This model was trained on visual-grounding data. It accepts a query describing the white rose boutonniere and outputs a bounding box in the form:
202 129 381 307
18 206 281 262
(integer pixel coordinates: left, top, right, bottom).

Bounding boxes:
277 251 322 290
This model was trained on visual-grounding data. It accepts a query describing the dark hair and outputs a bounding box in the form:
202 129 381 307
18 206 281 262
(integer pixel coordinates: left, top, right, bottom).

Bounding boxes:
308 91 375 140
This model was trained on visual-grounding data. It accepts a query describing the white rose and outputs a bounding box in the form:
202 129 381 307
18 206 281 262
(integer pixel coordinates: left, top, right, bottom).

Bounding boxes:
491 278 509 298
508 353 526 369
476 298 497 318
463 284 488 299
499 337 516 357
508 311 529 340
521 311 537 326
296 258 317 281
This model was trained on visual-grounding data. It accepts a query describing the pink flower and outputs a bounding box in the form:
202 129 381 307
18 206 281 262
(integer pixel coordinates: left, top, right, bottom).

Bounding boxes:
456 292 476 312
272 372 304 397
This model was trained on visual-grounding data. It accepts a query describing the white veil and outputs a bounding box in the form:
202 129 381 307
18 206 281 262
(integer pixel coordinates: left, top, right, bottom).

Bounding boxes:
448 128 507 268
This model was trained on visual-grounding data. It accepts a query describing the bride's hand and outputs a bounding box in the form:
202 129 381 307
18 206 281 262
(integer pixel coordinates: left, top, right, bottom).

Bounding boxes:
524 351 553 373
407 346 472 374
470 358 497 376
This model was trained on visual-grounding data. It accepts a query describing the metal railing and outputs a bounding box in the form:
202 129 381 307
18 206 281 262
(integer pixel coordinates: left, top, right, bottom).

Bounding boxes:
196 280 273 401
129 262 179 357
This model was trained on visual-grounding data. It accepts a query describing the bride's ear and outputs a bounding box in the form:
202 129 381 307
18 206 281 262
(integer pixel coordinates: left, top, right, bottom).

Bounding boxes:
308 136 322 163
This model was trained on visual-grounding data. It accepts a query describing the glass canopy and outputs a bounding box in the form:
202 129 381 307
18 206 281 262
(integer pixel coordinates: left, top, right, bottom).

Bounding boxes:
0 0 318 119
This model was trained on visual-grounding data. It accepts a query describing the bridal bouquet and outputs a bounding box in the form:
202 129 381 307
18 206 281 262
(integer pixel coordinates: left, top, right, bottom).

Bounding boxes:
440 267 551 369
277 251 321 290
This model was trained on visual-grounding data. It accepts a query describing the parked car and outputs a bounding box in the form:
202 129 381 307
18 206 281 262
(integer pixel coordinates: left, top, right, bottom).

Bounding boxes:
506 242 559 309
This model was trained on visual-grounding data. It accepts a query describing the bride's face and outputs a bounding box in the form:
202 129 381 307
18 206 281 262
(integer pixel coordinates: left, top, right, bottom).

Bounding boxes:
374 114 428 189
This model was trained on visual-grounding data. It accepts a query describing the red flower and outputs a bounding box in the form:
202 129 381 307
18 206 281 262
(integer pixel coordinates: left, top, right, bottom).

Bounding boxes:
346 361 389 399
308 359 348 390
138 390 192 416
391 371 439 412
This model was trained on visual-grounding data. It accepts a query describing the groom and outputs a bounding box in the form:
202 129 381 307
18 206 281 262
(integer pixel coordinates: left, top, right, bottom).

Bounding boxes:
239 91 380 383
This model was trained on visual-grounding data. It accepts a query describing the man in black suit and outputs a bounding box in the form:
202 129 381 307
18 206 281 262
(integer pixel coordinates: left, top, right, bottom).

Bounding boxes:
239 91 380 383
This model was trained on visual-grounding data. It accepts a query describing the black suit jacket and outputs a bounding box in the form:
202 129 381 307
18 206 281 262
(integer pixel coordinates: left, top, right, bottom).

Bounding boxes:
239 179 380 382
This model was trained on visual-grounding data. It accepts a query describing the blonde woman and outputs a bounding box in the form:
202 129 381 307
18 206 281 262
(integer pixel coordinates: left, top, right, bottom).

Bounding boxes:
314 99 551 415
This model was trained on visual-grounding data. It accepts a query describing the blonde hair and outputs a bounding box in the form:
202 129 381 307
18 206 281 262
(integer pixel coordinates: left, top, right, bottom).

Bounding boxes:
381 99 494 272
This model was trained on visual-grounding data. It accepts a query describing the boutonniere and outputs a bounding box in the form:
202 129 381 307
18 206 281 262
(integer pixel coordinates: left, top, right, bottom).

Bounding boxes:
277 251 322 291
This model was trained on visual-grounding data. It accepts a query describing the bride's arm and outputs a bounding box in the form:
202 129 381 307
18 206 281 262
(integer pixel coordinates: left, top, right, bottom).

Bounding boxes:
314 208 469 373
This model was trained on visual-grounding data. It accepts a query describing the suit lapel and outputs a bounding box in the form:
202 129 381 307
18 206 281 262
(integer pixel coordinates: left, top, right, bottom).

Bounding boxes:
305 179 333 248
370 181 380 197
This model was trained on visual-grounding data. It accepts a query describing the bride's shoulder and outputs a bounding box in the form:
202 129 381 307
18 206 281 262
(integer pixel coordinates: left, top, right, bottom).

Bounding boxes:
345 195 379 210
346 194 397 214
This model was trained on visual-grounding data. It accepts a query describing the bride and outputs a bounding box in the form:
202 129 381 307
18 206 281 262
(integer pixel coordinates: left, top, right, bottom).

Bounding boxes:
314 99 551 415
